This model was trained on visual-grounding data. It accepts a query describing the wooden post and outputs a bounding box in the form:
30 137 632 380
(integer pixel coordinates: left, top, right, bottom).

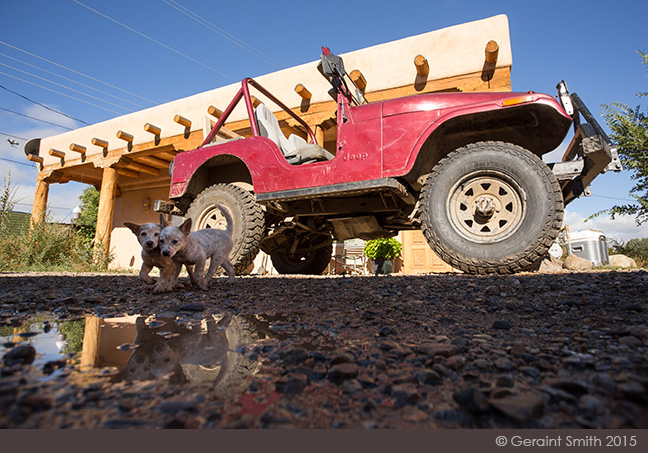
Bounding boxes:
27 154 44 164
94 166 118 261
250 96 262 108
485 40 499 64
414 55 429 77
315 125 325 147
30 175 49 225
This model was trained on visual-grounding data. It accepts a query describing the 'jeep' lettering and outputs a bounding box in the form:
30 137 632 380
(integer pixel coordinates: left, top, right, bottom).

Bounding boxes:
343 152 368 161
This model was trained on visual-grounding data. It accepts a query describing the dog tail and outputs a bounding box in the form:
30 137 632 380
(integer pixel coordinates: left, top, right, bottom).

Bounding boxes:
213 203 234 237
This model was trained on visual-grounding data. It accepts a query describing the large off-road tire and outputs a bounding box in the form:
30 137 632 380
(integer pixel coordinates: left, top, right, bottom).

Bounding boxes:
420 141 563 274
270 241 333 275
186 183 265 274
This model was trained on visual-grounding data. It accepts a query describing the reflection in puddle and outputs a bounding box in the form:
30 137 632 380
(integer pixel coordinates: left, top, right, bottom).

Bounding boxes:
1 311 334 394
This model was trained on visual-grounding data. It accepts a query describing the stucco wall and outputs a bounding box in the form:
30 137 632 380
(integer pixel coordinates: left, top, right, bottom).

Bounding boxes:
37 15 511 168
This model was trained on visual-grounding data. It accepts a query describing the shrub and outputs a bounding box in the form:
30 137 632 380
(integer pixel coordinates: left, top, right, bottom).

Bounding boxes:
363 237 403 260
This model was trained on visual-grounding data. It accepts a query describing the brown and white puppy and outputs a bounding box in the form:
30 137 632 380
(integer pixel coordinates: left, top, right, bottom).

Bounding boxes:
124 221 176 293
157 204 235 292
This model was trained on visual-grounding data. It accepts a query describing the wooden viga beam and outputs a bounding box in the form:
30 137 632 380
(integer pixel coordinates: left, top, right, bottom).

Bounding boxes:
349 70 367 93
144 123 162 136
206 105 241 139
27 153 44 164
49 148 65 159
69 143 86 155
92 138 109 149
485 40 499 64
414 55 429 77
294 83 312 100
120 157 159 176
174 115 192 128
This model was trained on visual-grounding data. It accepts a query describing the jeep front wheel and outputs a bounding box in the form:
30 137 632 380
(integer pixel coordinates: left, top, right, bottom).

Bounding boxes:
186 183 265 274
420 141 563 274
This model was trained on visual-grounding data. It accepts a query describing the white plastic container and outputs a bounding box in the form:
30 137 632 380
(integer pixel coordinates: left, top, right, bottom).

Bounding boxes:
568 230 609 266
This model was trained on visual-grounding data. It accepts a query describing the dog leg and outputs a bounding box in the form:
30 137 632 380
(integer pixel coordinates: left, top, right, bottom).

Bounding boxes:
192 258 209 291
165 262 183 291
222 257 235 283
139 263 155 285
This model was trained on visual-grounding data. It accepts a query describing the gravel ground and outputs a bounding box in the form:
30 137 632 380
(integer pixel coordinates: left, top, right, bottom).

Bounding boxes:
1 270 647 429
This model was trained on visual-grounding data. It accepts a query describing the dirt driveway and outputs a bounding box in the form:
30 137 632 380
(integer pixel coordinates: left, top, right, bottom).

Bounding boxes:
1 270 647 428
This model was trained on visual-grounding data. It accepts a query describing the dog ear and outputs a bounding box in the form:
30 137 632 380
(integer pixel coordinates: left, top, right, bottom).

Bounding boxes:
123 222 140 234
159 213 169 228
179 218 192 236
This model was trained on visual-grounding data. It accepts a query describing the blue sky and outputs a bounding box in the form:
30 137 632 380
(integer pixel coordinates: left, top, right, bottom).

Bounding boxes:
1 0 647 241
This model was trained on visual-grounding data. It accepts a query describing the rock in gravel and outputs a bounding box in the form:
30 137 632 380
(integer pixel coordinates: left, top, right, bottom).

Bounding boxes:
157 394 205 413
417 342 459 357
489 393 545 423
453 387 490 414
392 383 420 406
492 320 512 330
417 369 442 386
563 254 593 271
3 345 36 366
179 302 204 312
328 363 359 383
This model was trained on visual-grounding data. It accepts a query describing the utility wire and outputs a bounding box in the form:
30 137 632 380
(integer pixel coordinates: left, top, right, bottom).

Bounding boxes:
0 131 28 141
162 0 282 69
0 107 74 130
0 70 122 115
0 84 90 125
72 0 236 81
0 62 133 112
0 52 148 109
0 40 158 105
0 156 36 168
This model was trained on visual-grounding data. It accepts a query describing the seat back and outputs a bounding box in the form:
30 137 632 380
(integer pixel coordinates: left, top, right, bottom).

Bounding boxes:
255 104 292 155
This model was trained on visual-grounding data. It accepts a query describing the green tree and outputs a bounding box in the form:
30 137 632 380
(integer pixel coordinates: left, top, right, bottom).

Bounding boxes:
77 187 100 243
600 51 648 224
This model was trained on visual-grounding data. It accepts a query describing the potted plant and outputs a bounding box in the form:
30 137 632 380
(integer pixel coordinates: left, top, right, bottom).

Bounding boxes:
363 237 403 275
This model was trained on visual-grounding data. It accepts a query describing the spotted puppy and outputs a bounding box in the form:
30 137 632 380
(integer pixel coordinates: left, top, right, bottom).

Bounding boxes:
157 204 235 292
124 220 176 293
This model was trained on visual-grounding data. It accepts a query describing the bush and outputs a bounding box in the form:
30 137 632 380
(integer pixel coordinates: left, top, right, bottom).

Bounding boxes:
0 220 112 272
610 237 648 267
363 237 403 260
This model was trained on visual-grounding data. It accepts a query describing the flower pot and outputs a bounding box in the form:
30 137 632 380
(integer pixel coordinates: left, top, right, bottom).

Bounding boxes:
371 258 393 275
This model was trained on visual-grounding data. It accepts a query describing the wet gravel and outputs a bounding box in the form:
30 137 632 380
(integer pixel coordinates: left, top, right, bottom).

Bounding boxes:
1 270 647 429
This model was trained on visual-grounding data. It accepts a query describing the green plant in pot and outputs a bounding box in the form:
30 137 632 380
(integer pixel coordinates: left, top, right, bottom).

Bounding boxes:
363 237 402 275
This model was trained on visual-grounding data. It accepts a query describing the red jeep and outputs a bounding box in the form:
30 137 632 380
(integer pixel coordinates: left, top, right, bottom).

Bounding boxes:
156 48 621 275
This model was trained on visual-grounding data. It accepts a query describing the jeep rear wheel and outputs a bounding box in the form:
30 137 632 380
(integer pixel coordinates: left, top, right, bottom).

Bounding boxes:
271 241 333 275
186 183 265 274
420 141 563 274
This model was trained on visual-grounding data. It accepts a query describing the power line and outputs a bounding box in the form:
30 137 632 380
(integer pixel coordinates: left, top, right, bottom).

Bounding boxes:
0 40 158 105
0 106 74 130
0 131 28 141
0 62 133 112
0 156 36 168
0 84 90 125
162 0 283 69
0 51 148 109
72 0 236 81
0 70 123 115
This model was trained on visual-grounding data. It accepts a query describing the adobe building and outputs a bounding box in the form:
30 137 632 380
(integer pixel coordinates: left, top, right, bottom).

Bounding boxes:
27 15 512 274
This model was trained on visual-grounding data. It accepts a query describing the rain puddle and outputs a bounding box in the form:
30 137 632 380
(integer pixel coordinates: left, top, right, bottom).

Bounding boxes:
1 311 336 390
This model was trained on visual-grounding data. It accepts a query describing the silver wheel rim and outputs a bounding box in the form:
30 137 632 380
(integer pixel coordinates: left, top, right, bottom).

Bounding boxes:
447 171 525 242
